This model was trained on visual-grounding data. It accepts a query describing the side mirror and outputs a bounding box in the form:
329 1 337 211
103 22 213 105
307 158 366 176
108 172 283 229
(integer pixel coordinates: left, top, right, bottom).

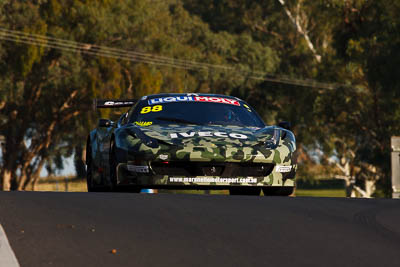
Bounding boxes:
278 121 291 140
278 121 291 131
98 119 114 128
117 112 128 127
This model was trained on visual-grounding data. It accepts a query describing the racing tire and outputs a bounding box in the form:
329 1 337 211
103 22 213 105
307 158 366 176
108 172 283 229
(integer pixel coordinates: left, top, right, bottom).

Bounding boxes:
86 141 106 192
262 186 294 196
116 185 142 193
86 141 95 192
109 139 141 193
109 139 118 192
229 187 261 196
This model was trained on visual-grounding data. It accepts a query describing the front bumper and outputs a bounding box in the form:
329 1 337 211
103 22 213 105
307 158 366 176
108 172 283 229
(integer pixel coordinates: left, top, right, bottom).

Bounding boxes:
116 161 296 188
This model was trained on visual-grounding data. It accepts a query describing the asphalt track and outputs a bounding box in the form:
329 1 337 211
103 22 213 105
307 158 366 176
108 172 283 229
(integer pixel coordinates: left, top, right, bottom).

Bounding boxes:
0 192 399 267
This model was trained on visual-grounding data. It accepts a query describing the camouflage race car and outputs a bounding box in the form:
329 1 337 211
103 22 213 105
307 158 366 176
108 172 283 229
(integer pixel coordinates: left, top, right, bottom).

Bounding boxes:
86 93 297 195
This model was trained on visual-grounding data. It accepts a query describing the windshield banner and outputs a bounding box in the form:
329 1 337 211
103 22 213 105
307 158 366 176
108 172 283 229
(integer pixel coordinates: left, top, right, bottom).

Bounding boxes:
148 96 240 106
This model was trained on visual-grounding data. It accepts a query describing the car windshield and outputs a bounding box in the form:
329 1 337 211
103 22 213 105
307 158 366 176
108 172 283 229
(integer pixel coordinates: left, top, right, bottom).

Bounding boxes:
128 97 265 128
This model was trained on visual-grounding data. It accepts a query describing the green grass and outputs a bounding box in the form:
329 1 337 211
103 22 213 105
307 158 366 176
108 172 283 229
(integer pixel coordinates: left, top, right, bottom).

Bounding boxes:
295 189 346 197
34 176 87 192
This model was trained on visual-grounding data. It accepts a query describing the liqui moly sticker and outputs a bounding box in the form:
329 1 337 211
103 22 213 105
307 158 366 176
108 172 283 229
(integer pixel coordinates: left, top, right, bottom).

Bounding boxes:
148 96 240 106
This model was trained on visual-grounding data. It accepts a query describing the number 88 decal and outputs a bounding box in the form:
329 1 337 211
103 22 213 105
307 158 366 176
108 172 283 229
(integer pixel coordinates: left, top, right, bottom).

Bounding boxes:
140 105 163 114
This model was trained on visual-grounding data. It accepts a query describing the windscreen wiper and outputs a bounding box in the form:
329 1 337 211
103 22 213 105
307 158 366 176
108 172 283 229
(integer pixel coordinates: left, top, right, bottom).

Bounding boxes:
155 117 203 125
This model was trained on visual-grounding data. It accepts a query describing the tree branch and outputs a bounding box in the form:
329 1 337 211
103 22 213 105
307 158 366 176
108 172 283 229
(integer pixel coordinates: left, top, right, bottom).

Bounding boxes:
254 25 284 40
277 0 321 62
124 68 133 95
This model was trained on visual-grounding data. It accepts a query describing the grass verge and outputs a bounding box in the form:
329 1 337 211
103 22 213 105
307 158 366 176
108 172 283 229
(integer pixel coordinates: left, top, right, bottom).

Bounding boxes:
295 189 346 197
34 176 87 192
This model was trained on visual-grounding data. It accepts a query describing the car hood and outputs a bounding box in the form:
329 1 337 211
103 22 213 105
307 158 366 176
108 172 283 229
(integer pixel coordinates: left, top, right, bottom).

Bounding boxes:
128 124 277 147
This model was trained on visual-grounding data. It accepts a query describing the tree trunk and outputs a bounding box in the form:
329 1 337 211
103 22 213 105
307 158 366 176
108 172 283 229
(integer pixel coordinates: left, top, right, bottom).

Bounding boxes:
17 168 29 191
27 158 46 191
2 169 12 191
277 0 321 62
365 180 375 198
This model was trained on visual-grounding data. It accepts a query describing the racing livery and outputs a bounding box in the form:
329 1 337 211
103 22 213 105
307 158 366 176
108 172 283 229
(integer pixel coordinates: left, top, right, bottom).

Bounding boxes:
86 93 297 195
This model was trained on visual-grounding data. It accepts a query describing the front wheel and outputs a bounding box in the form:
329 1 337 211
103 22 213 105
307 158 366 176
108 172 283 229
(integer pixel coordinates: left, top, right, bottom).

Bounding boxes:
109 139 118 192
86 141 95 192
262 187 294 196
229 187 261 196
109 139 141 193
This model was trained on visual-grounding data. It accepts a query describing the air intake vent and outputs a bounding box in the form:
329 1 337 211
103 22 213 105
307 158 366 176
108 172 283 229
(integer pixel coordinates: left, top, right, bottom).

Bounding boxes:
151 162 274 177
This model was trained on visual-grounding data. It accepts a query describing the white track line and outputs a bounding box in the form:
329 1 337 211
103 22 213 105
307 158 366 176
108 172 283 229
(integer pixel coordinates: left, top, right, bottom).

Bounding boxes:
0 224 20 267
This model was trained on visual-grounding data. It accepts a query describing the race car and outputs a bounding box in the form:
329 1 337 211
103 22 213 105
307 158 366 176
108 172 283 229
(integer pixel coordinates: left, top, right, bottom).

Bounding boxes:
86 93 297 195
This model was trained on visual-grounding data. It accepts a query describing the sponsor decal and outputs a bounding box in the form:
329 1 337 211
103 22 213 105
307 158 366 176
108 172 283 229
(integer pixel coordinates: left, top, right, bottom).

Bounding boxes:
140 105 163 114
104 101 135 106
148 96 240 106
169 177 258 184
243 104 252 112
159 154 169 160
127 165 149 173
170 131 248 139
275 165 292 173
134 121 153 127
